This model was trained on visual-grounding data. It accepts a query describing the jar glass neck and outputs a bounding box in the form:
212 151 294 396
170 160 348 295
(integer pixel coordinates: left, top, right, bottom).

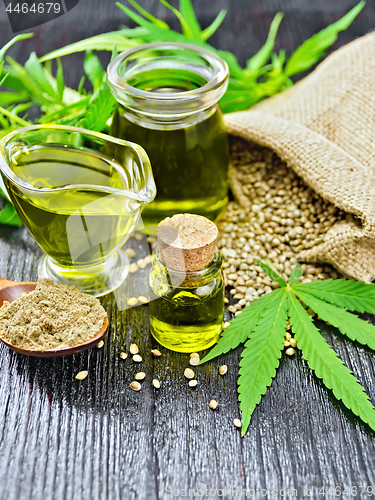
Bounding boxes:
117 103 217 130
107 43 229 129
153 246 222 287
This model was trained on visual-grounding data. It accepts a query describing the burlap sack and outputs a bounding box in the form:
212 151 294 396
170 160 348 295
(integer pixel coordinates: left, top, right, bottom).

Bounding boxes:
224 32 375 282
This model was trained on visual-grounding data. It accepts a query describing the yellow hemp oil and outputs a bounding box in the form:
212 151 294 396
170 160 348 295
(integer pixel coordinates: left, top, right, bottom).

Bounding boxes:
5 145 136 267
110 107 229 225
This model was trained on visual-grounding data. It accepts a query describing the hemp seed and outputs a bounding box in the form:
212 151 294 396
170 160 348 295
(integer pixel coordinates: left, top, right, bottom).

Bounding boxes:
132 354 142 362
286 347 295 356
96 340 104 349
120 352 127 359
135 372 146 380
129 263 138 273
152 379 160 389
184 368 195 379
189 354 200 366
290 338 297 348
219 365 228 375
125 248 136 258
75 371 88 380
130 381 141 391
234 418 242 428
130 343 139 355
189 380 198 387
151 349 162 357
209 400 218 410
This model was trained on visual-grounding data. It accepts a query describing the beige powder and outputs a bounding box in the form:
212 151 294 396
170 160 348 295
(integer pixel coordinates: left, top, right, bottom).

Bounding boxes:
0 278 107 350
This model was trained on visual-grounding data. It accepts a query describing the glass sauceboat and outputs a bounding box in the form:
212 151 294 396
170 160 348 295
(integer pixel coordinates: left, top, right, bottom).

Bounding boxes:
0 125 156 296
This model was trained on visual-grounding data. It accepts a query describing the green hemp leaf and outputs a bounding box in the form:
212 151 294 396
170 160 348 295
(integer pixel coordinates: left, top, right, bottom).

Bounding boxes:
200 261 375 436
39 0 365 114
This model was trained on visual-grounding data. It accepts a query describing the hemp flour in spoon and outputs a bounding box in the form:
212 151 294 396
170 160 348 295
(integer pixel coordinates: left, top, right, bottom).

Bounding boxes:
0 278 107 351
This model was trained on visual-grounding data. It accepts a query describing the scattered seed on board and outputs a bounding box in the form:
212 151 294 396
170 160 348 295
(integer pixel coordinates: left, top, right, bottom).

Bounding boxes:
120 352 127 359
189 357 200 366
135 372 146 380
138 296 148 304
286 332 292 341
184 368 195 379
190 352 199 358
209 400 218 410
222 322 231 330
284 341 290 347
96 340 104 349
134 233 143 241
151 349 161 357
189 380 198 388
127 297 138 306
234 418 242 428
290 338 297 348
130 343 139 355
152 379 160 389
125 248 136 258
219 365 228 375
130 381 141 391
75 371 88 380
286 347 295 356
129 263 138 273
137 259 147 269
133 354 142 362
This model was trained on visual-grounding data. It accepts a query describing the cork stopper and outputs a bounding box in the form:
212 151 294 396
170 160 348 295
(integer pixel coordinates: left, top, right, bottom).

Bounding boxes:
157 214 218 272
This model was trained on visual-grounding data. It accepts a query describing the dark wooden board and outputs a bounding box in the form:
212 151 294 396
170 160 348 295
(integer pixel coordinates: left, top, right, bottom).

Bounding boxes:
1 1 375 499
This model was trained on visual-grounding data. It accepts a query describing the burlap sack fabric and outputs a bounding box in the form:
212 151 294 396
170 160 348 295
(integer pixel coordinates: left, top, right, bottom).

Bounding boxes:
224 32 375 282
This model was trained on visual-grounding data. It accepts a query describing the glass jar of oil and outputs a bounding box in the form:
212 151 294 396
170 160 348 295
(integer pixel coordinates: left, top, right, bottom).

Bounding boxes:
107 43 230 227
149 247 224 353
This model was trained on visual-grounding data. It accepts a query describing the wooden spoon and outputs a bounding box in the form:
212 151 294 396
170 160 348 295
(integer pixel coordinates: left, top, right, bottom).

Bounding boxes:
0 278 108 357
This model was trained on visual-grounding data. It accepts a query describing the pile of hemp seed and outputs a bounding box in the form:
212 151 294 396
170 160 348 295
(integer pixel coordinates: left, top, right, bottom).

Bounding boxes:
219 138 357 316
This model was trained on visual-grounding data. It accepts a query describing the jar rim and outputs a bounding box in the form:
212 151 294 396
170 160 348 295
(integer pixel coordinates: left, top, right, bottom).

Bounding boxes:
108 42 229 100
107 42 229 116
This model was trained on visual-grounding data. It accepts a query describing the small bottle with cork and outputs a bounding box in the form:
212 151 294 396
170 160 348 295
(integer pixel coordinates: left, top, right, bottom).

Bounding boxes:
149 213 224 352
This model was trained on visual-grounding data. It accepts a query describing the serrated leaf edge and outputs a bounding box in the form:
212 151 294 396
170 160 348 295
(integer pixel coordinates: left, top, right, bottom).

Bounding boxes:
239 289 288 435
288 292 375 431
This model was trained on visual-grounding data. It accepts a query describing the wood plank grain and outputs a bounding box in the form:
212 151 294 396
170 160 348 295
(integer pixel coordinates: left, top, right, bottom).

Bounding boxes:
1 1 375 499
